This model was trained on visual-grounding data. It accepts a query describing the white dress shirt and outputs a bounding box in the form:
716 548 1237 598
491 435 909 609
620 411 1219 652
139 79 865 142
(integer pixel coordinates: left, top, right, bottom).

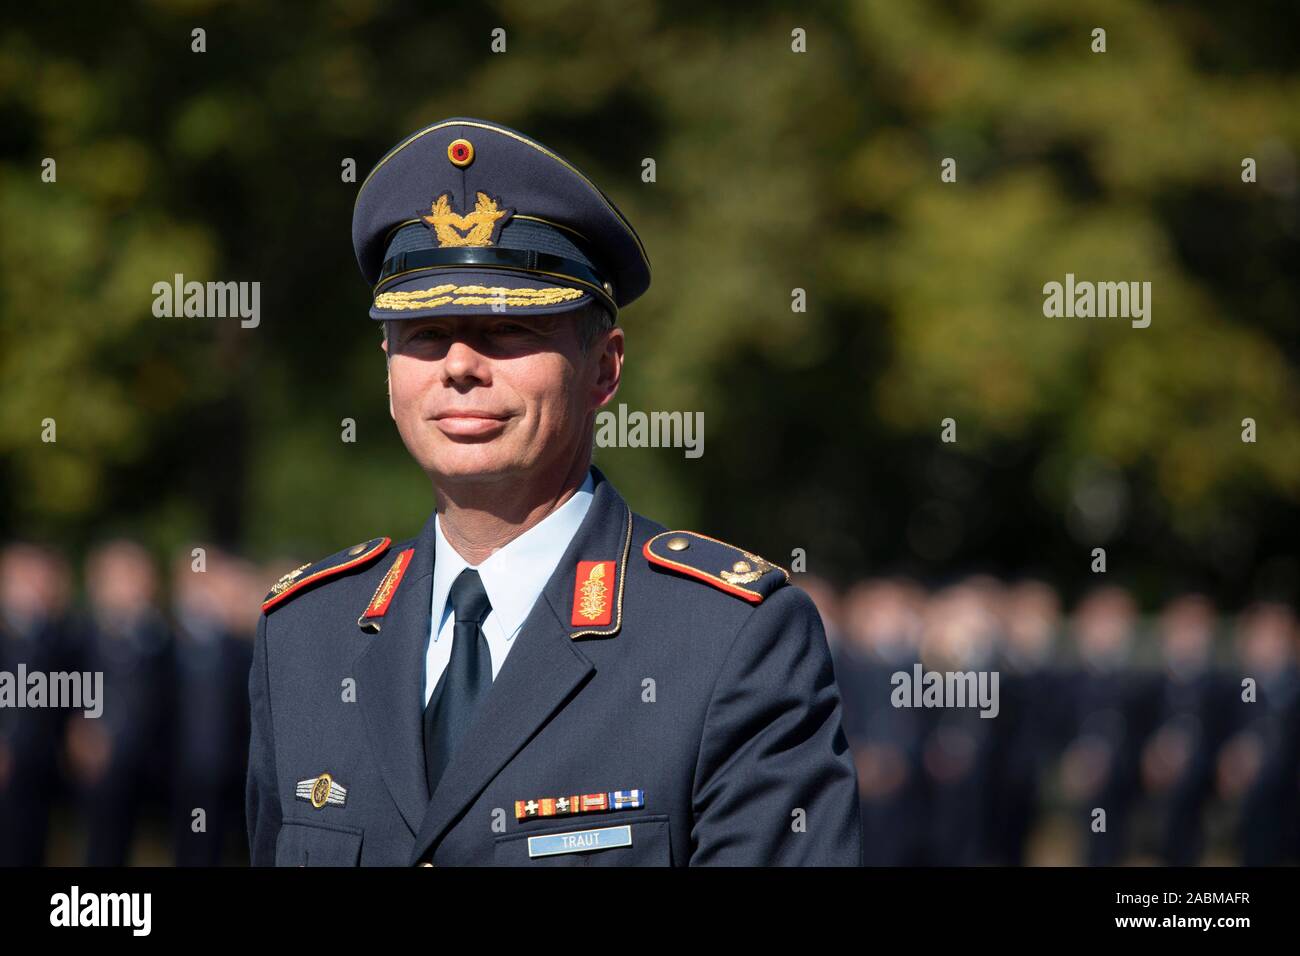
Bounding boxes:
424 471 595 706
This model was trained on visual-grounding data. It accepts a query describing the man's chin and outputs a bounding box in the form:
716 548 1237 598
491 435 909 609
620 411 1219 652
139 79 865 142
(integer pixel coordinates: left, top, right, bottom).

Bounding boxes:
418 447 524 485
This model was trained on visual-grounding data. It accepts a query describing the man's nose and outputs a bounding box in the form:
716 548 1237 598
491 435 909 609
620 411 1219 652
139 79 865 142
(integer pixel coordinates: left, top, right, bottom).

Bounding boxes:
442 337 489 383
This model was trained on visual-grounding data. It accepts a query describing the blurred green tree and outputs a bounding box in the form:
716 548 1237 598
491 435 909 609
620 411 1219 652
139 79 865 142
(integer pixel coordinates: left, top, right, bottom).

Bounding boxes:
0 0 1295 605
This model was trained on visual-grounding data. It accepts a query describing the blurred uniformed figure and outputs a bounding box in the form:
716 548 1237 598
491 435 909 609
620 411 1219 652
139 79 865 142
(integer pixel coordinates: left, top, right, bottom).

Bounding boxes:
1140 594 1232 865
1218 602 1299 865
838 578 929 865
0 544 73 866
1058 586 1160 866
986 578 1065 865
70 540 172 866
800 574 845 654
918 578 1002 865
246 119 860 866
171 549 256 865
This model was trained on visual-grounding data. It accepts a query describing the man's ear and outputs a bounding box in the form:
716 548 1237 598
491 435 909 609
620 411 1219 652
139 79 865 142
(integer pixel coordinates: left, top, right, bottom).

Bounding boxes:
593 326 625 411
380 330 396 422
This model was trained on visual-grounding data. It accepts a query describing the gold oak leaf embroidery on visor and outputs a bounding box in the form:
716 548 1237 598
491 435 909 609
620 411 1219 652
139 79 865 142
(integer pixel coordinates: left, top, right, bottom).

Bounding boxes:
373 283 585 311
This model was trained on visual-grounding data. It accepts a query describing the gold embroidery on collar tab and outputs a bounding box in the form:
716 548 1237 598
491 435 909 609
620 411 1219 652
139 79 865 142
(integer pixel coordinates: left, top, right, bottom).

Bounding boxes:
421 191 511 247
374 284 584 311
370 566 401 609
577 563 608 622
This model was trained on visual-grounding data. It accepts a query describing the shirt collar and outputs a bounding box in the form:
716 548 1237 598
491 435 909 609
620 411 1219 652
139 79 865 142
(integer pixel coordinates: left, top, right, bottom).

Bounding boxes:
431 470 595 641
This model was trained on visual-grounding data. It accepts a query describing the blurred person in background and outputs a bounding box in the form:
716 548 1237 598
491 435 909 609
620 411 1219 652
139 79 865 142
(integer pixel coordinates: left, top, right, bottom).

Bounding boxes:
840 577 929 865
1217 602 1299 866
1059 585 1160 866
171 548 258 865
799 574 845 652
987 578 1066 865
68 540 173 865
0 544 74 866
1140 593 1233 865
918 577 1003 865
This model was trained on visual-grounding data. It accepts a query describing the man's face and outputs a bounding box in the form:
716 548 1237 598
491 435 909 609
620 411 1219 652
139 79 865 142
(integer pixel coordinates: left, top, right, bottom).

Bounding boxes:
382 311 622 487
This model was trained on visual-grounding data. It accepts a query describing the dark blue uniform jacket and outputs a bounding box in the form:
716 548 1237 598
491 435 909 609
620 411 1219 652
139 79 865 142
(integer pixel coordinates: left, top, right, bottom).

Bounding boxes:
247 469 860 865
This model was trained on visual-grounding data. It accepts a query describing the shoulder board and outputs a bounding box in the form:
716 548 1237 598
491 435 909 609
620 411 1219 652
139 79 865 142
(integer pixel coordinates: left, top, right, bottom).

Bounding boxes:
643 530 789 604
262 537 391 614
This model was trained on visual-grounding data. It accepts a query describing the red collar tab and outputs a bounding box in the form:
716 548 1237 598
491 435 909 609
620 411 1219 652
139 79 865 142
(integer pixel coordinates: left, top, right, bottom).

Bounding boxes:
261 537 392 614
567 502 634 641
358 548 415 632
571 560 616 628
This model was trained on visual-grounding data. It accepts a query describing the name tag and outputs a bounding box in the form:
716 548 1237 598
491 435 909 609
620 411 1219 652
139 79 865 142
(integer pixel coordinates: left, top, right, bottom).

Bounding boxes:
527 825 632 858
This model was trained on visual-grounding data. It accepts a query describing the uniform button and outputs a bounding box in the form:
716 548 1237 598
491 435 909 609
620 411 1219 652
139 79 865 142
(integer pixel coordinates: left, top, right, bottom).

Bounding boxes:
419 861 434 867
348 542 367 556
666 536 690 552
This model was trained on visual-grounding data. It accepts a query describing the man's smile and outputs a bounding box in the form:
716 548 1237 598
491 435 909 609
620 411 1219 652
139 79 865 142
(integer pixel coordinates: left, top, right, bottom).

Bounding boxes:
432 408 511 438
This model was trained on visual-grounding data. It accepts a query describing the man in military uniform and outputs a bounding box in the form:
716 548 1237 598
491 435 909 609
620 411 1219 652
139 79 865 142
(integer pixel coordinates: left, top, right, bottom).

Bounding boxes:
246 118 860 866
838 578 929 866
0 544 73 866
1141 593 1233 866
1220 601 1300 865
1058 586 1160 866
71 540 173 866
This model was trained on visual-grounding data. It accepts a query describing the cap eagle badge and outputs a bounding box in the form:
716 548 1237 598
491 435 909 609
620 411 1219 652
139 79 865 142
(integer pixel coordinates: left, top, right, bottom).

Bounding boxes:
421 190 513 247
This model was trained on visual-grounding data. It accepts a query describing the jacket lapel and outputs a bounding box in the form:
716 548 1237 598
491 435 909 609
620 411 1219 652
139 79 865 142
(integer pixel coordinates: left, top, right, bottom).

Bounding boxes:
352 509 438 835
409 469 632 864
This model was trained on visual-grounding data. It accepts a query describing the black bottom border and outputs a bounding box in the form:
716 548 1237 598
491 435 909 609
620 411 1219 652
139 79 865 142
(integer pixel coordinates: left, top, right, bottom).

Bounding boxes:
1 865 1284 942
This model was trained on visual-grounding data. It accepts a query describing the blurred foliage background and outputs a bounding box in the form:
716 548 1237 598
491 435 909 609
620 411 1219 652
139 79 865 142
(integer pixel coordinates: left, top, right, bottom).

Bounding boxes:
1 0 1297 607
